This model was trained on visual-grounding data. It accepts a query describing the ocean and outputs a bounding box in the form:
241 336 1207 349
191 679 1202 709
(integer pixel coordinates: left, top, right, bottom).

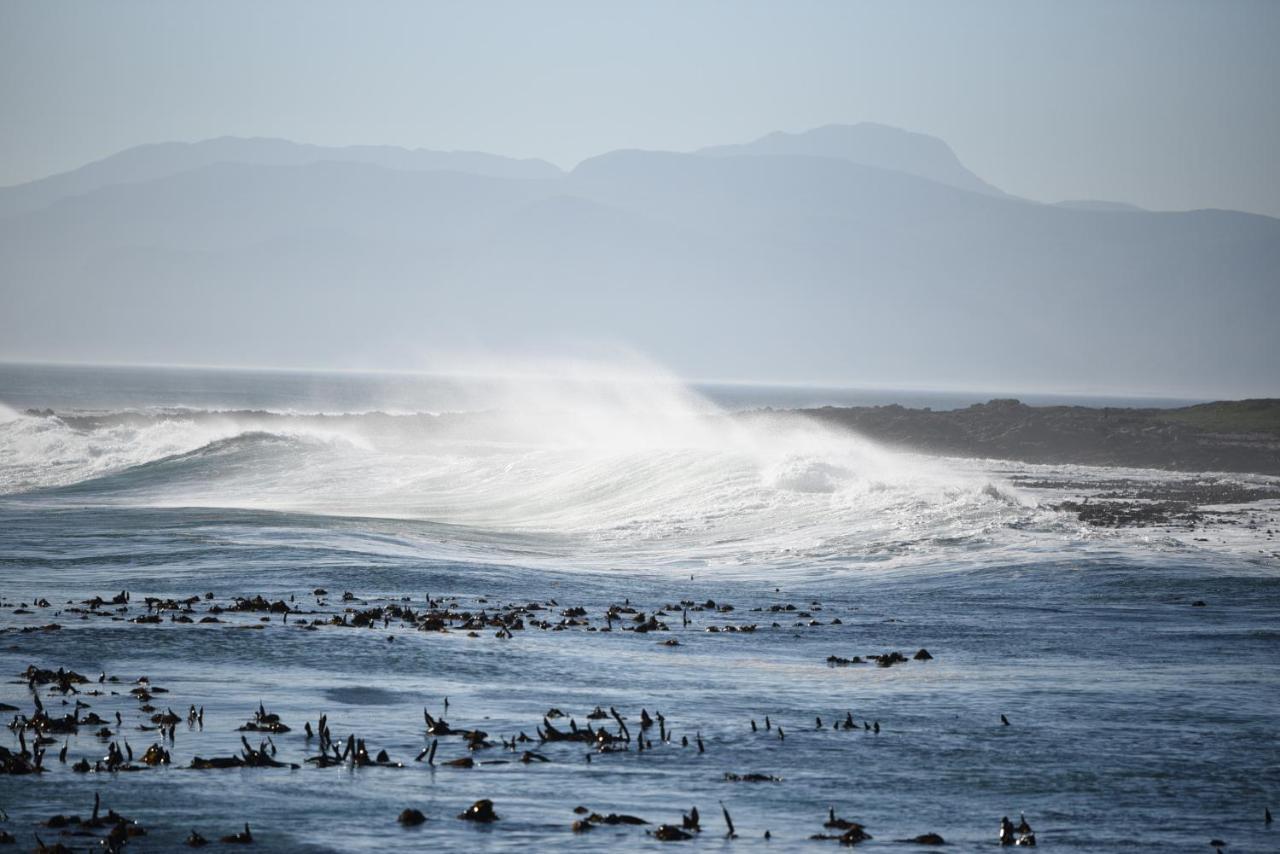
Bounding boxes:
1 362 1276 852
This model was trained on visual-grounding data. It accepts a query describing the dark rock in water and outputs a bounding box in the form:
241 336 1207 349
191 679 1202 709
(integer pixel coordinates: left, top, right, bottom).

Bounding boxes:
22 665 89 688
459 799 498 822
1000 816 1036 846
812 824 872 845
398 808 427 826
105 820 146 849
871 651 909 667
229 595 290 614
238 703 289 733
190 755 245 769
591 813 647 825
825 808 862 830
219 823 253 844
913 648 933 660
140 743 170 765
841 825 873 844
900 832 945 844
724 772 781 782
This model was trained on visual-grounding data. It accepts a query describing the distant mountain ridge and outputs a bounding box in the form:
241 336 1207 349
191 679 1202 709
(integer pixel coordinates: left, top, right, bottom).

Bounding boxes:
5 123 1008 219
0 136 562 220
696 123 1006 197
1 124 1276 395
5 124 1257 221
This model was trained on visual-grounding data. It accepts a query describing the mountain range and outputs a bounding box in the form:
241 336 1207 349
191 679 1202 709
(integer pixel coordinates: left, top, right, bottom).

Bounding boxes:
1 124 1276 396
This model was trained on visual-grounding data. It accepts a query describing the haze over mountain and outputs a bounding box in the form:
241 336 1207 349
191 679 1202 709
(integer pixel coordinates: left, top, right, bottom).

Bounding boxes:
697 123 1006 197
1 125 1276 397
1053 199 1147 213
0 137 560 220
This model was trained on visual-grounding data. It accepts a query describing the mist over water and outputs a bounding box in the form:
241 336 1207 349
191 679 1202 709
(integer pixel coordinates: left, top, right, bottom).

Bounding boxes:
0 360 1038 571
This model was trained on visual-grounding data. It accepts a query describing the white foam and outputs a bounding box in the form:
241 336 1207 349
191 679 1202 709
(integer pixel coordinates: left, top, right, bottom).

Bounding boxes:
0 363 1039 568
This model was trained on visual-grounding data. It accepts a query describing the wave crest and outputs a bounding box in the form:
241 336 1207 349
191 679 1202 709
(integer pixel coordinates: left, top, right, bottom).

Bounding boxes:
0 379 1034 565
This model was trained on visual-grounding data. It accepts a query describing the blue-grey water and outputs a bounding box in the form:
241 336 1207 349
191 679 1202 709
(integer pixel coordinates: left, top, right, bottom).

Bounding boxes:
1 363 1275 852
0 362 1202 414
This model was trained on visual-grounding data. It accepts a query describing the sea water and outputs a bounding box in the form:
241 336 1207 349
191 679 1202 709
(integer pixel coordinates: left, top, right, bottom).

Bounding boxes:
0 363 1276 851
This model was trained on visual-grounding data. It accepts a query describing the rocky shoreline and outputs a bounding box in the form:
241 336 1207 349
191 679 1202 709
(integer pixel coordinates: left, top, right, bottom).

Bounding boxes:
788 398 1280 476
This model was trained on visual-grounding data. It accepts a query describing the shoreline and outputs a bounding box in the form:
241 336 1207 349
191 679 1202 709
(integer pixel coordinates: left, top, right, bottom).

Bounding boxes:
786 397 1280 476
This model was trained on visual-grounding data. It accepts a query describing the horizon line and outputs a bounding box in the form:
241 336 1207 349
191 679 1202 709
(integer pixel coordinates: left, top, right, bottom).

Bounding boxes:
0 356 1252 406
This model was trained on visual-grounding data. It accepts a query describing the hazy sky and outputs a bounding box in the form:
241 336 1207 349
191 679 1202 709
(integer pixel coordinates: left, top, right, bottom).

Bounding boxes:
2 0 1279 216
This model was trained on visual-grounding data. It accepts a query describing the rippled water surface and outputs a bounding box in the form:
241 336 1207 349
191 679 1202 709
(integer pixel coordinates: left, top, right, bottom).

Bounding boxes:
1 365 1276 851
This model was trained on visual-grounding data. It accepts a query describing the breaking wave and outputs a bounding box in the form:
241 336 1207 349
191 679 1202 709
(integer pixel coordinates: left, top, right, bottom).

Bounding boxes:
0 375 1035 567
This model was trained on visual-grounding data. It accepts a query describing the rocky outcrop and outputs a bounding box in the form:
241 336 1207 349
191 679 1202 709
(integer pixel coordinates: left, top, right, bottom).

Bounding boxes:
792 398 1280 475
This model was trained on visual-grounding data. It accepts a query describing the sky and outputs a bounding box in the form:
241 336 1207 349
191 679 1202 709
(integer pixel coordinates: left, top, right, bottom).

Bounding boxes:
2 0 1279 217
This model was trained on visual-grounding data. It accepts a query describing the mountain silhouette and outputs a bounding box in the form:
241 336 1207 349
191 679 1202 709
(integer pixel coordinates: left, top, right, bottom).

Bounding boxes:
2 126 1275 395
